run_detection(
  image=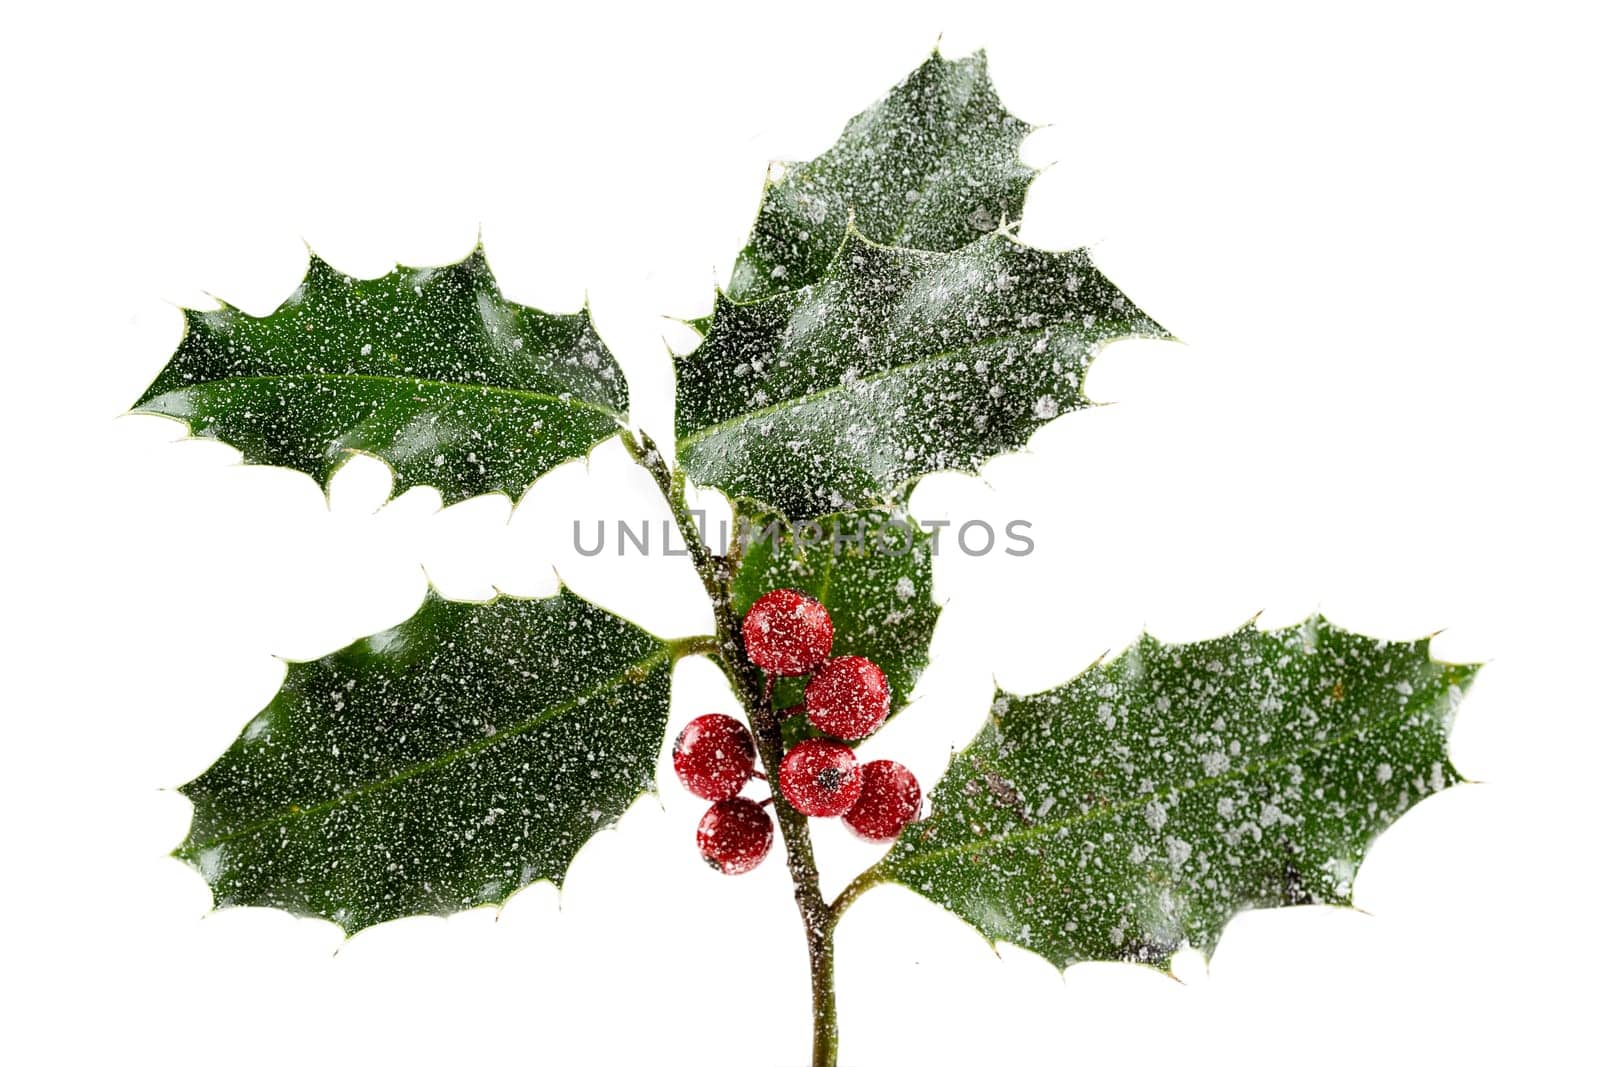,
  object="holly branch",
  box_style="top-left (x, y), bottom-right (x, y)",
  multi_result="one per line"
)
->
top-left (133, 50), bottom-right (1477, 1067)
